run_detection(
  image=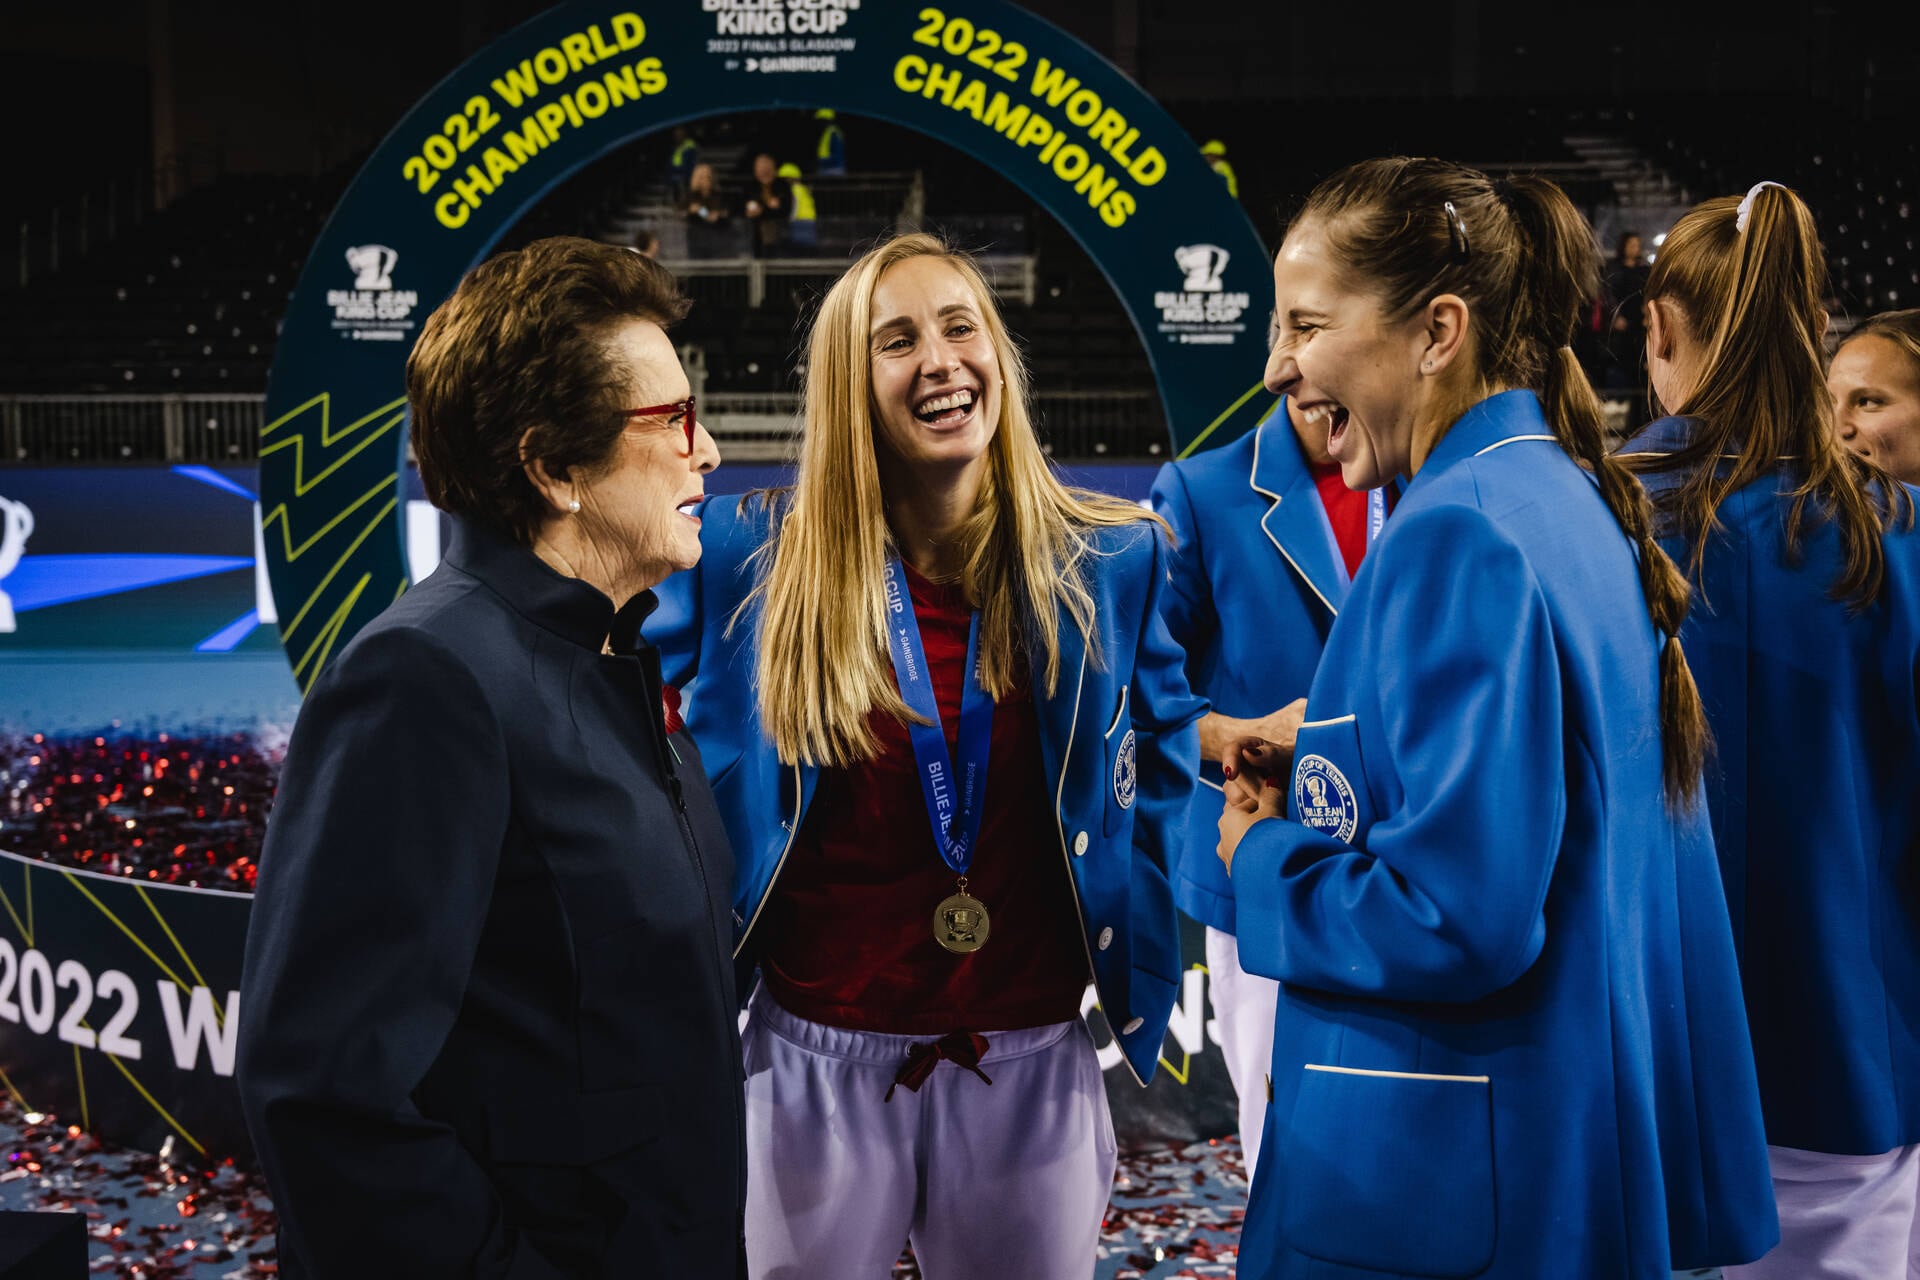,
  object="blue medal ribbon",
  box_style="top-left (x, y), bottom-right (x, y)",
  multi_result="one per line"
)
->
top-left (882, 556), bottom-right (994, 876)
top-left (1367, 487), bottom-right (1388, 544)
